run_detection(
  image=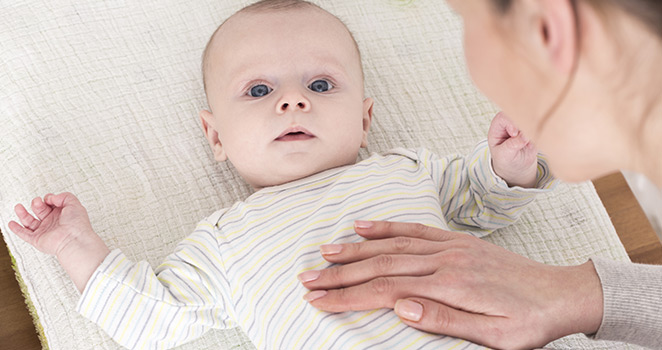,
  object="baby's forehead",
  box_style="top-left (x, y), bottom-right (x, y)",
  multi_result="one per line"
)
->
top-left (213, 6), bottom-right (347, 46)
top-left (203, 5), bottom-right (362, 90)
